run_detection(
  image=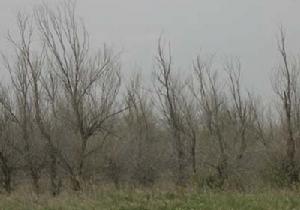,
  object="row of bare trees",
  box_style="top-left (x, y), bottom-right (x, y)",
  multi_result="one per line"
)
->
top-left (0, 1), bottom-right (299, 195)
top-left (0, 2), bottom-right (122, 194)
